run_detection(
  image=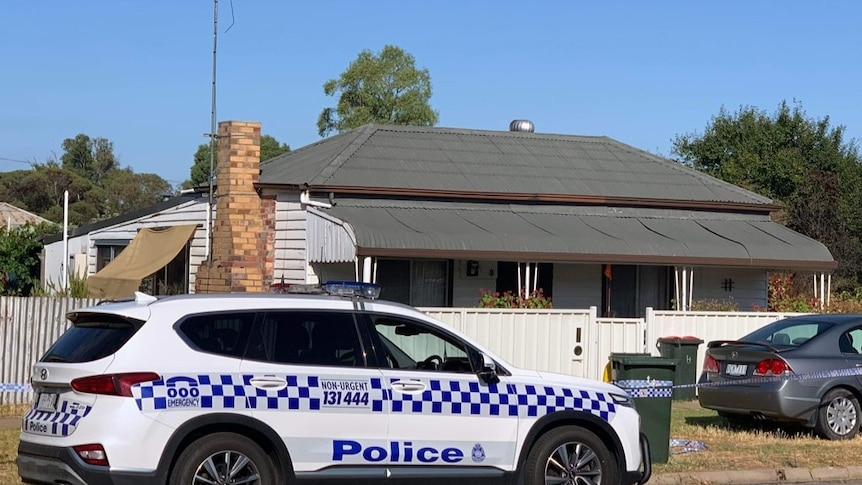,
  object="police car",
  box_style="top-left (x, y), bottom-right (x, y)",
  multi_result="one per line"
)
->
top-left (18, 282), bottom-right (651, 485)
